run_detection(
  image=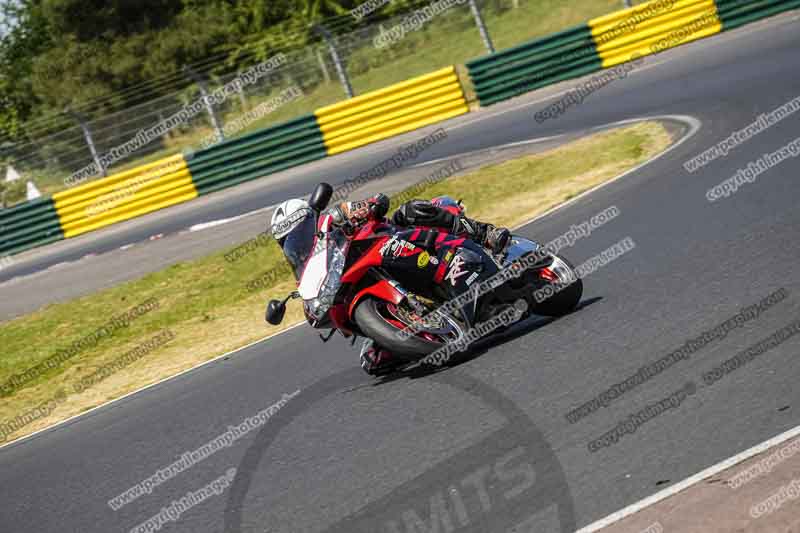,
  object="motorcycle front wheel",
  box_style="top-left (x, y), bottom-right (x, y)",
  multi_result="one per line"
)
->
top-left (353, 297), bottom-right (462, 359)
